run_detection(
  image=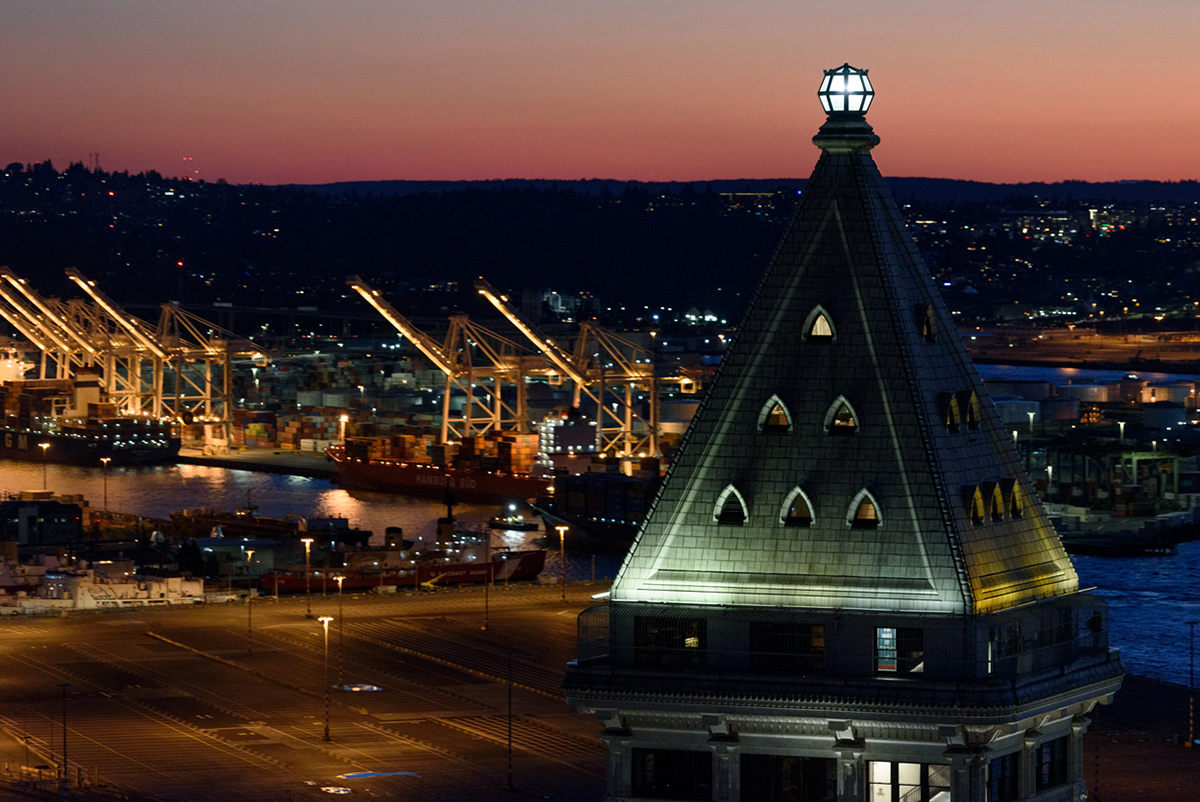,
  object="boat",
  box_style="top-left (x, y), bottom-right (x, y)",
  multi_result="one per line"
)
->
top-left (1, 366), bottom-right (180, 465)
top-left (0, 418), bottom-right (180, 465)
top-left (258, 549), bottom-right (546, 592)
top-left (326, 443), bottom-right (550, 503)
top-left (488, 504), bottom-right (539, 531)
